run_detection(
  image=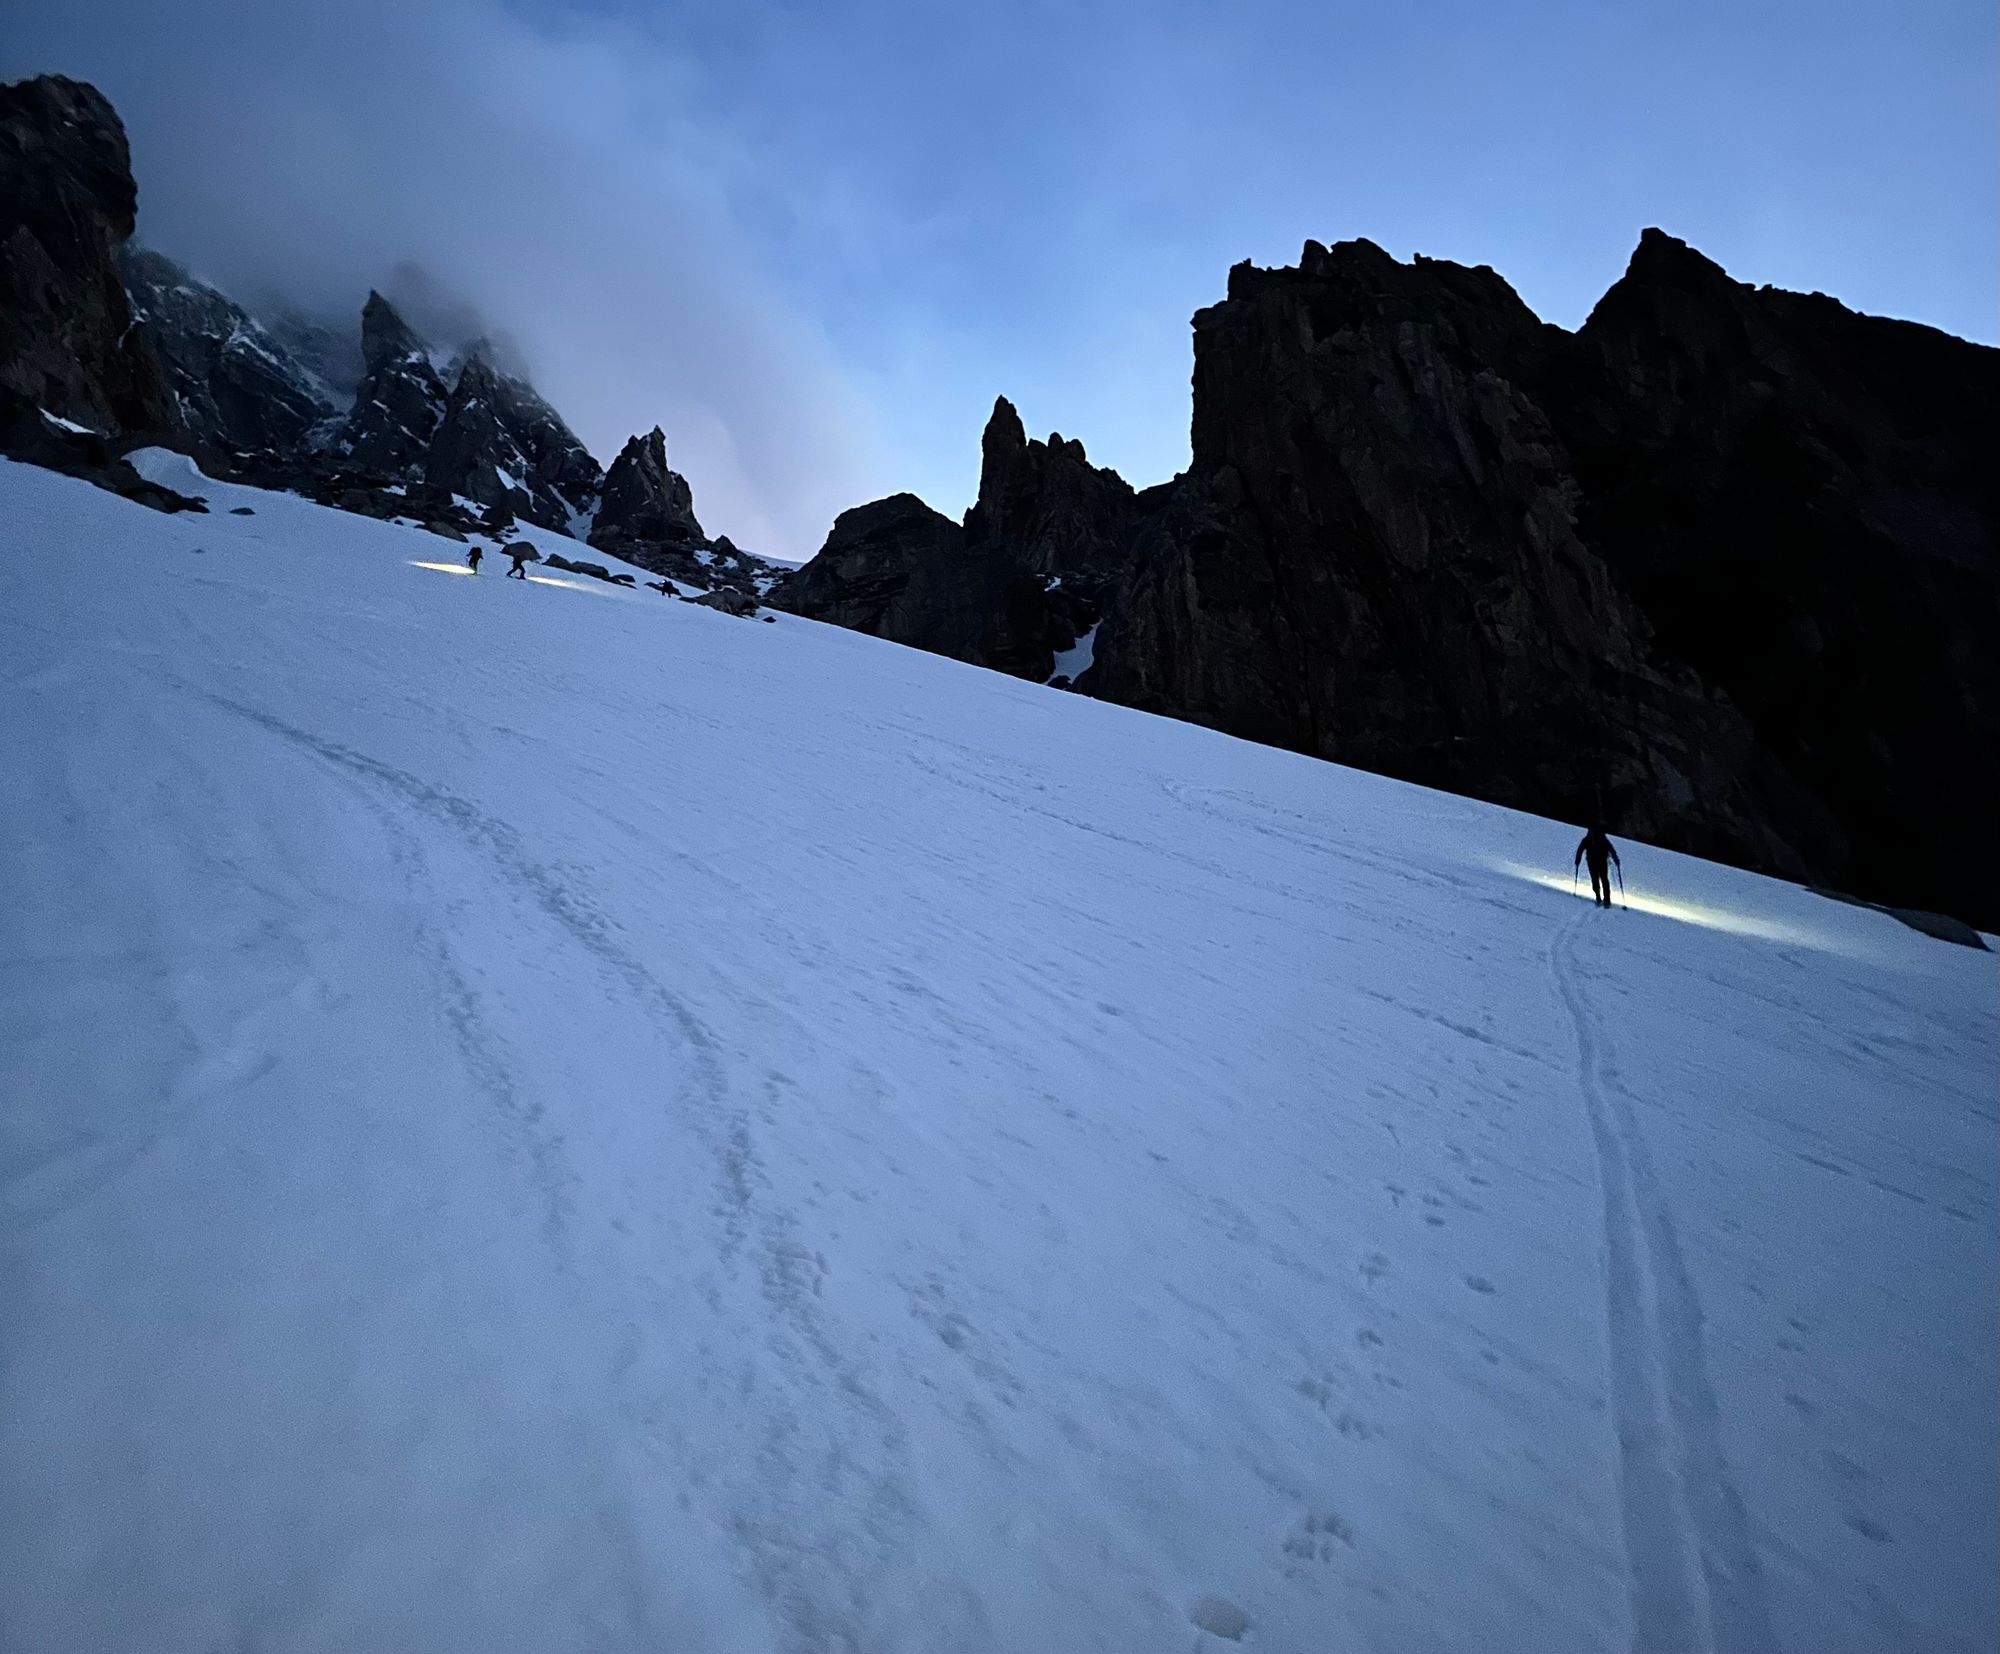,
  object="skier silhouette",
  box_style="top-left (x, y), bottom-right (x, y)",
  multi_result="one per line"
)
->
top-left (1574, 823), bottom-right (1622, 908)
top-left (506, 546), bottom-right (532, 580)
top-left (467, 544), bottom-right (483, 574)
